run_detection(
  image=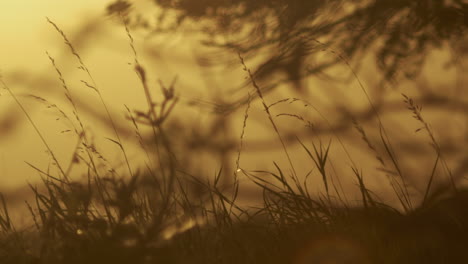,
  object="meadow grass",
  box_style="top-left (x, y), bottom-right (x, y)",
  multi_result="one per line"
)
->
top-left (0, 16), bottom-right (467, 264)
